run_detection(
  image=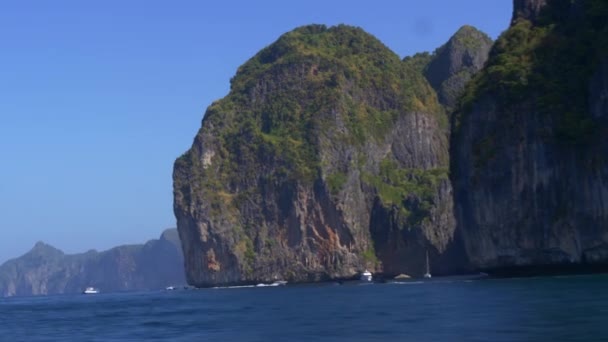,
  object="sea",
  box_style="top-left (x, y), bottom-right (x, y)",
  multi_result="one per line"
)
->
top-left (2, 275), bottom-right (608, 341)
